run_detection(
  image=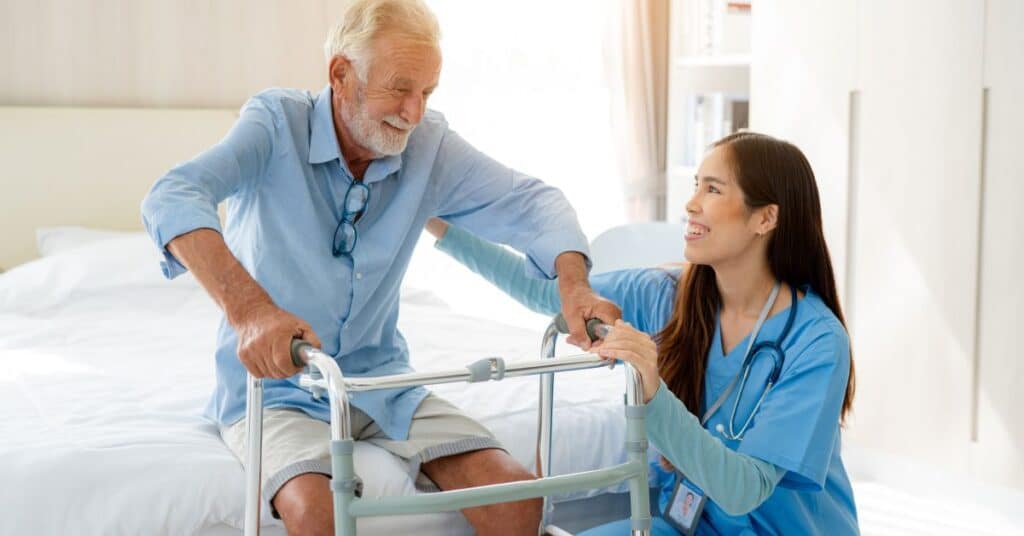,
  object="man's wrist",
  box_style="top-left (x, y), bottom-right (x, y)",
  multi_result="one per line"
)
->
top-left (222, 271), bottom-right (275, 327)
top-left (554, 251), bottom-right (590, 285)
top-left (226, 295), bottom-right (272, 327)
